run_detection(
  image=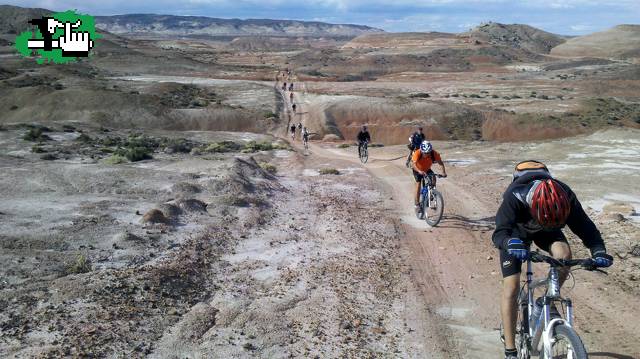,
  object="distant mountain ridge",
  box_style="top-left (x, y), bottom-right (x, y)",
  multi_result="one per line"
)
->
top-left (95, 14), bottom-right (383, 37)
